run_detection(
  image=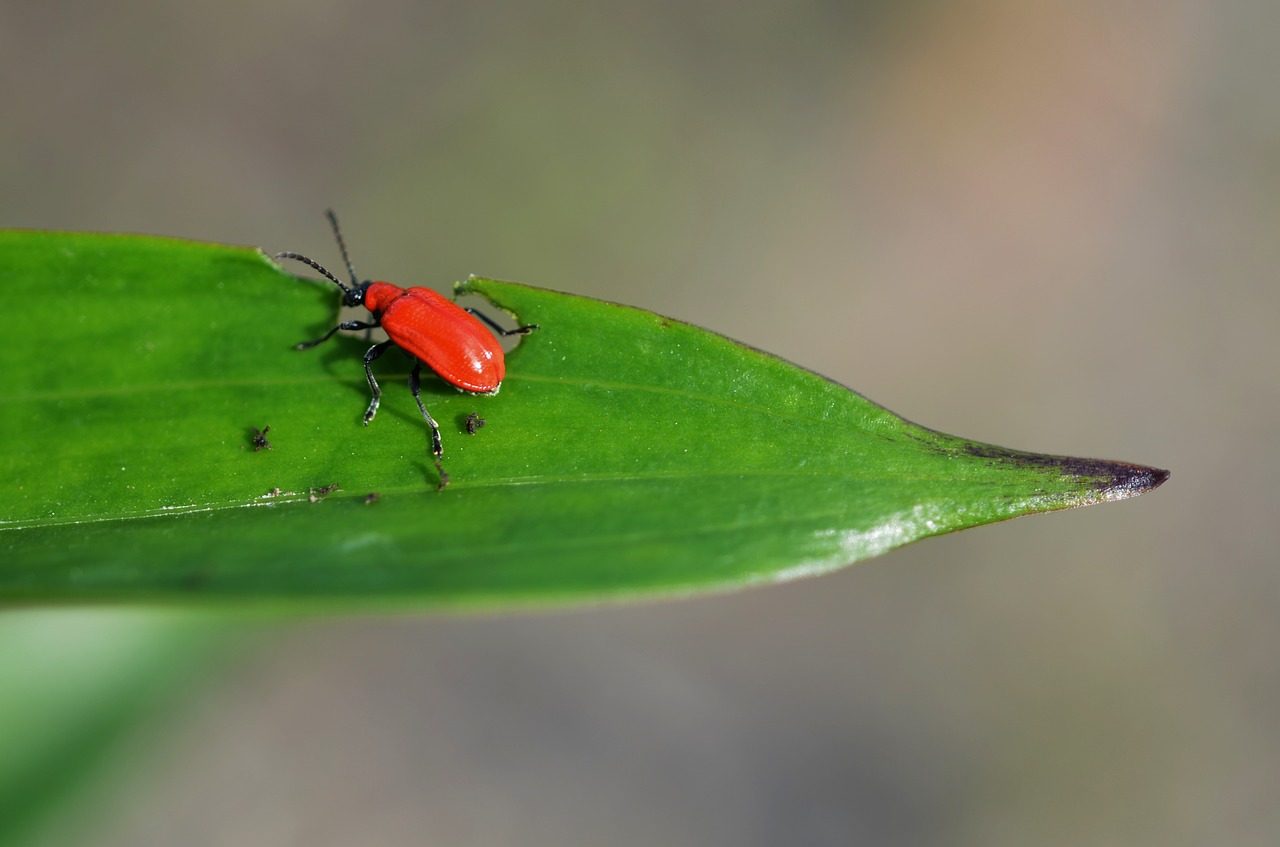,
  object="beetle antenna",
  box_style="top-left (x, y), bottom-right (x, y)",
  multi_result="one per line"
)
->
top-left (274, 250), bottom-right (354, 296)
top-left (324, 209), bottom-right (361, 288)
